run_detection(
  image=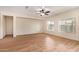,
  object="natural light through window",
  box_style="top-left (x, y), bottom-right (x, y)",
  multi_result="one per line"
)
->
top-left (47, 21), bottom-right (54, 31)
